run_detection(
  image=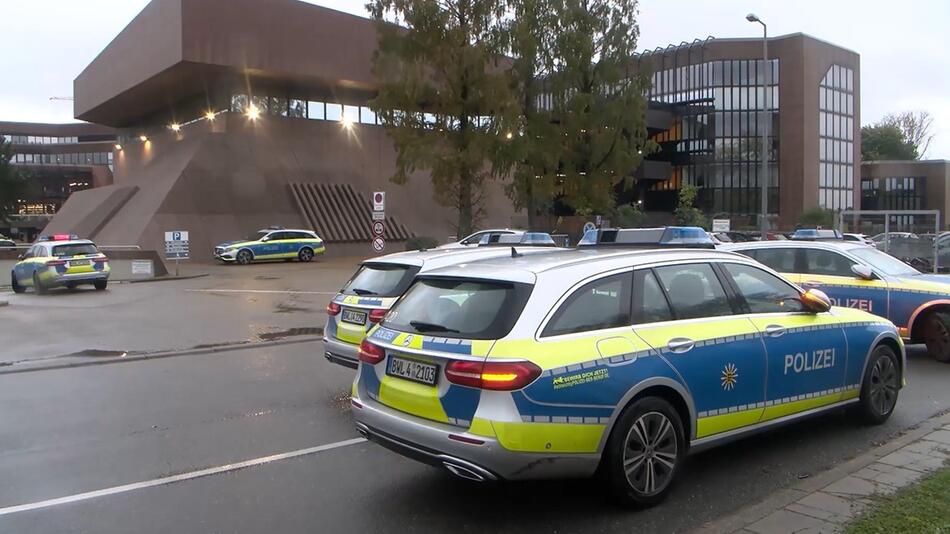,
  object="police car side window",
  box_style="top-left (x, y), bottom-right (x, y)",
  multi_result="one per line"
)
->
top-left (654, 263), bottom-right (733, 320)
top-left (751, 248), bottom-right (798, 272)
top-left (632, 270), bottom-right (673, 324)
top-left (803, 249), bottom-right (855, 277)
top-left (723, 263), bottom-right (804, 314)
top-left (543, 273), bottom-right (632, 336)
